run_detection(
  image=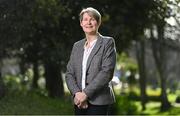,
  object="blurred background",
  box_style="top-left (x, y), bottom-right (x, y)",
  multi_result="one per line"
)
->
top-left (0, 0), bottom-right (180, 115)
